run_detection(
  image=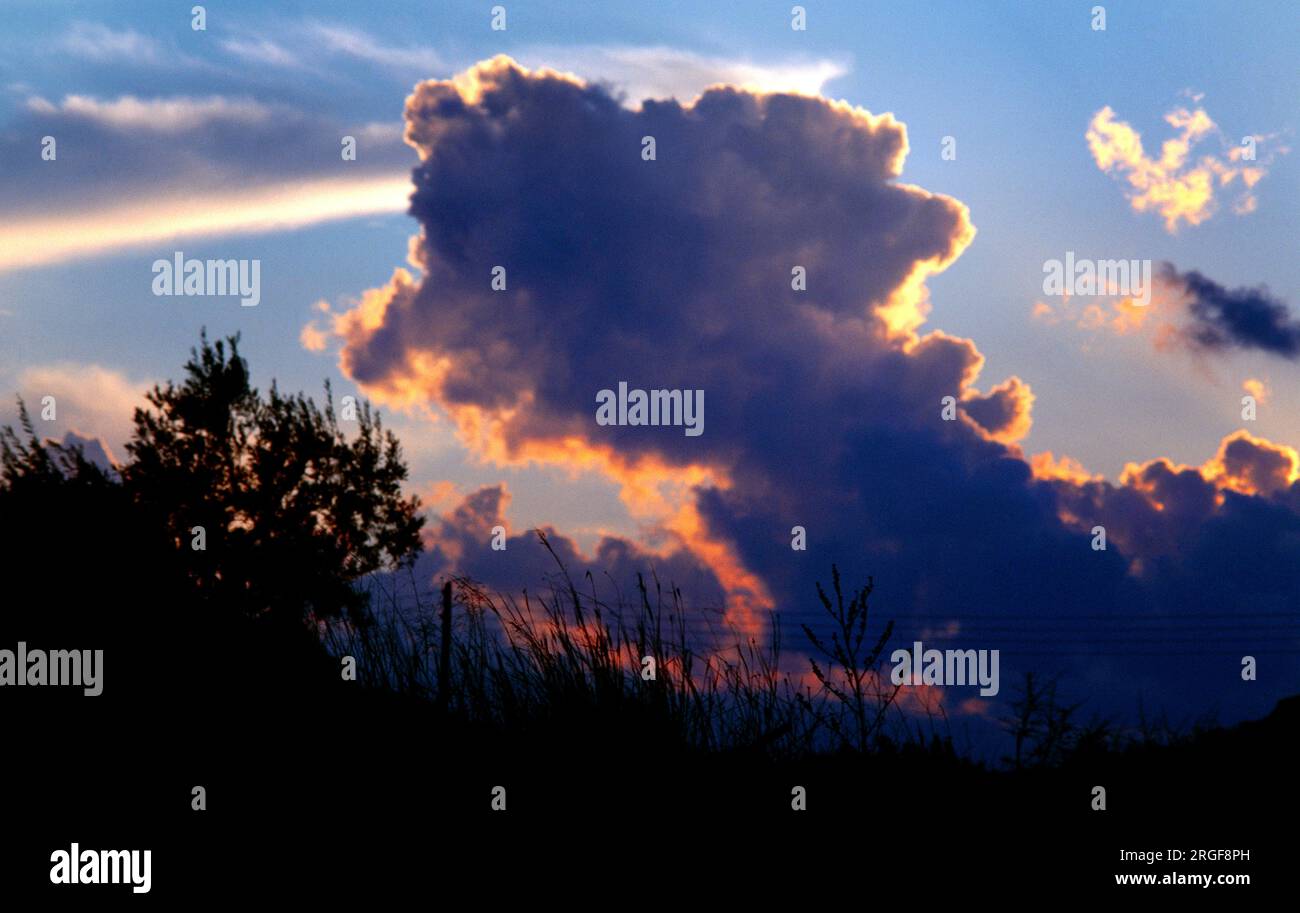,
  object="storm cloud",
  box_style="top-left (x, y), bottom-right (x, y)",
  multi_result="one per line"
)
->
top-left (317, 57), bottom-right (1300, 725)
